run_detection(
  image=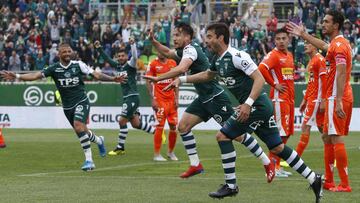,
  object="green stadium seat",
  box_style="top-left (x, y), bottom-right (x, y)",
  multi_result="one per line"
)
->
top-left (139, 55), bottom-right (149, 65)
top-left (149, 55), bottom-right (157, 63)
